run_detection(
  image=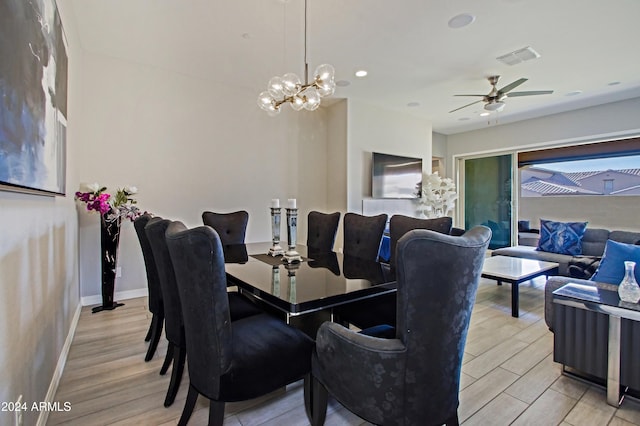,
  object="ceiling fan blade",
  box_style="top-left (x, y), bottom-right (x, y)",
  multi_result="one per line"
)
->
top-left (506, 90), bottom-right (554, 97)
top-left (454, 94), bottom-right (486, 97)
top-left (498, 78), bottom-right (528, 94)
top-left (449, 100), bottom-right (482, 113)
